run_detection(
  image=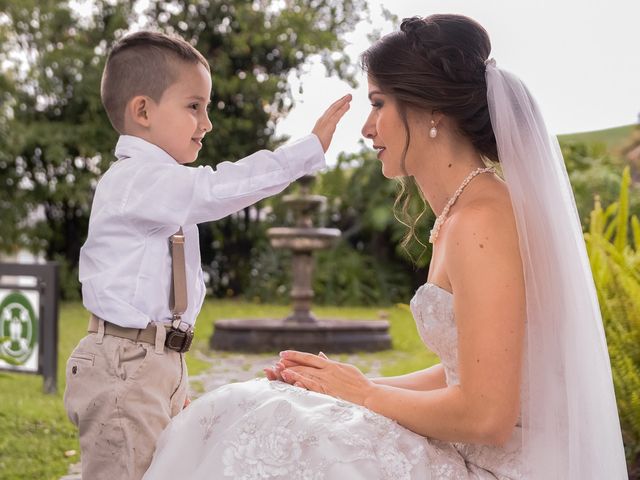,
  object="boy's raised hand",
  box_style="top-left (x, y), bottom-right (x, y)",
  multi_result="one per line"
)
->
top-left (312, 94), bottom-right (352, 152)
